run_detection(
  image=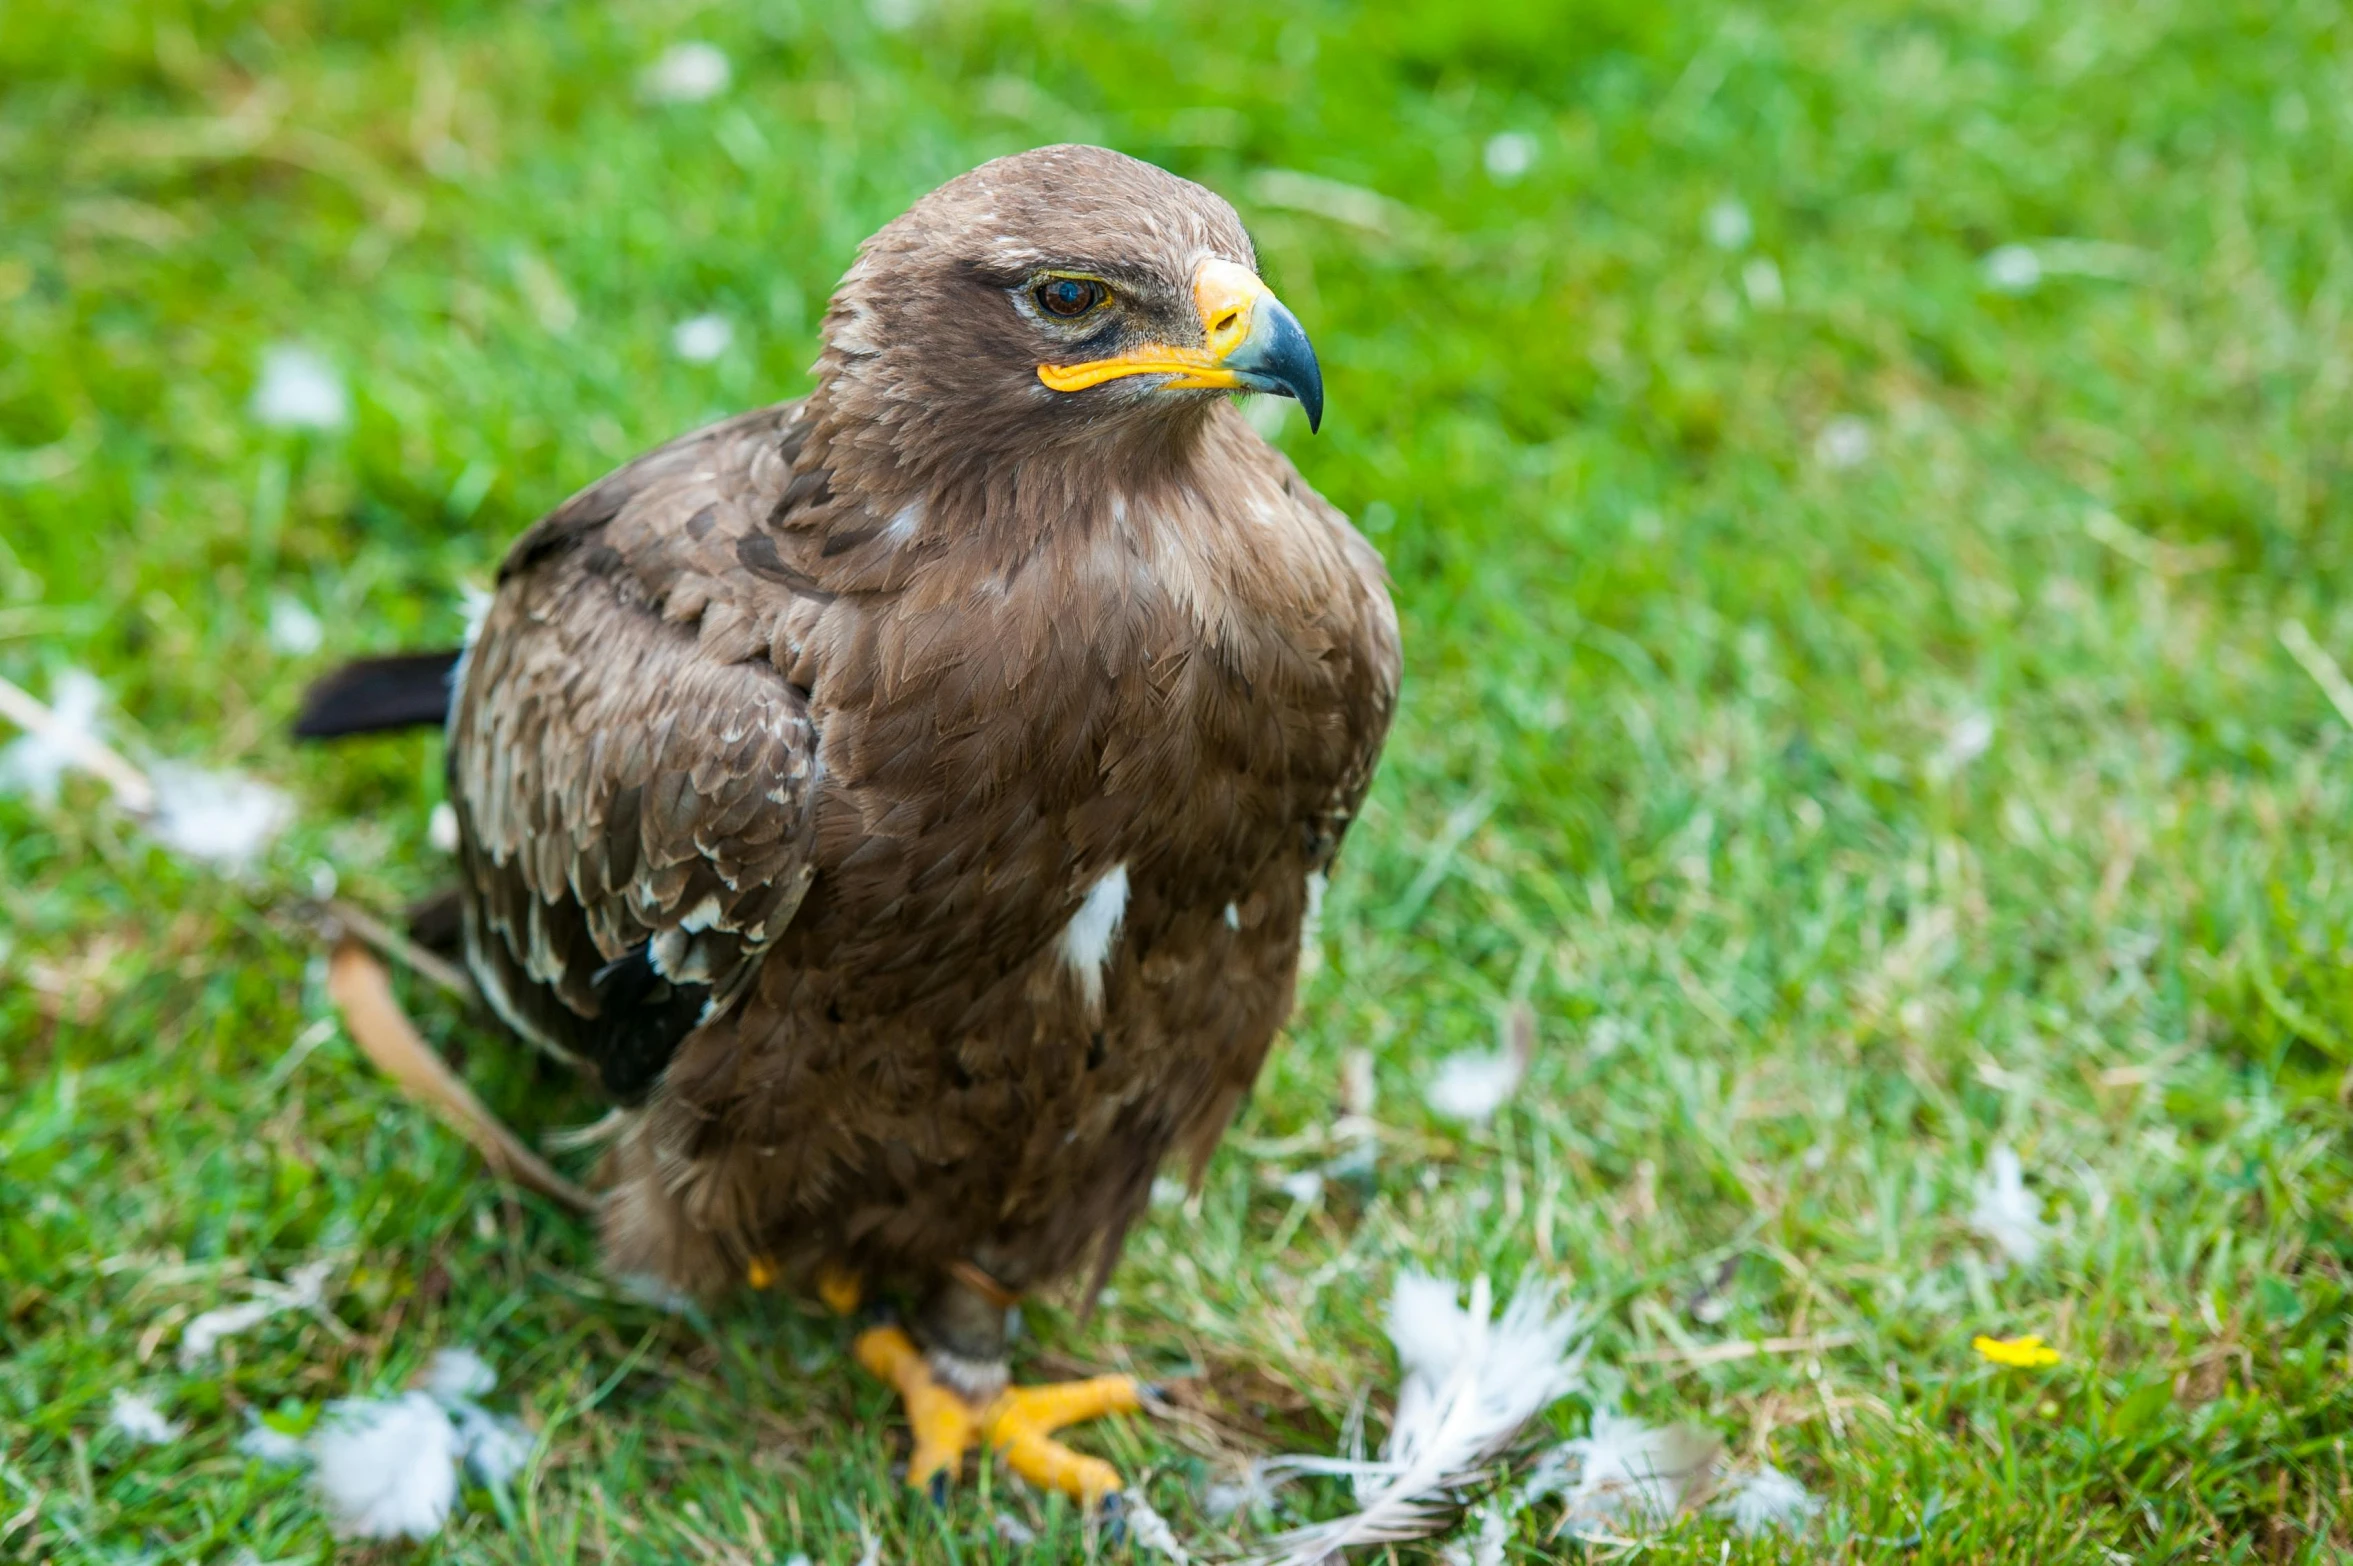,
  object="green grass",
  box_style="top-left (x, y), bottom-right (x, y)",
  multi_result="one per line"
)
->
top-left (7, 0), bottom-right (2353, 1560)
